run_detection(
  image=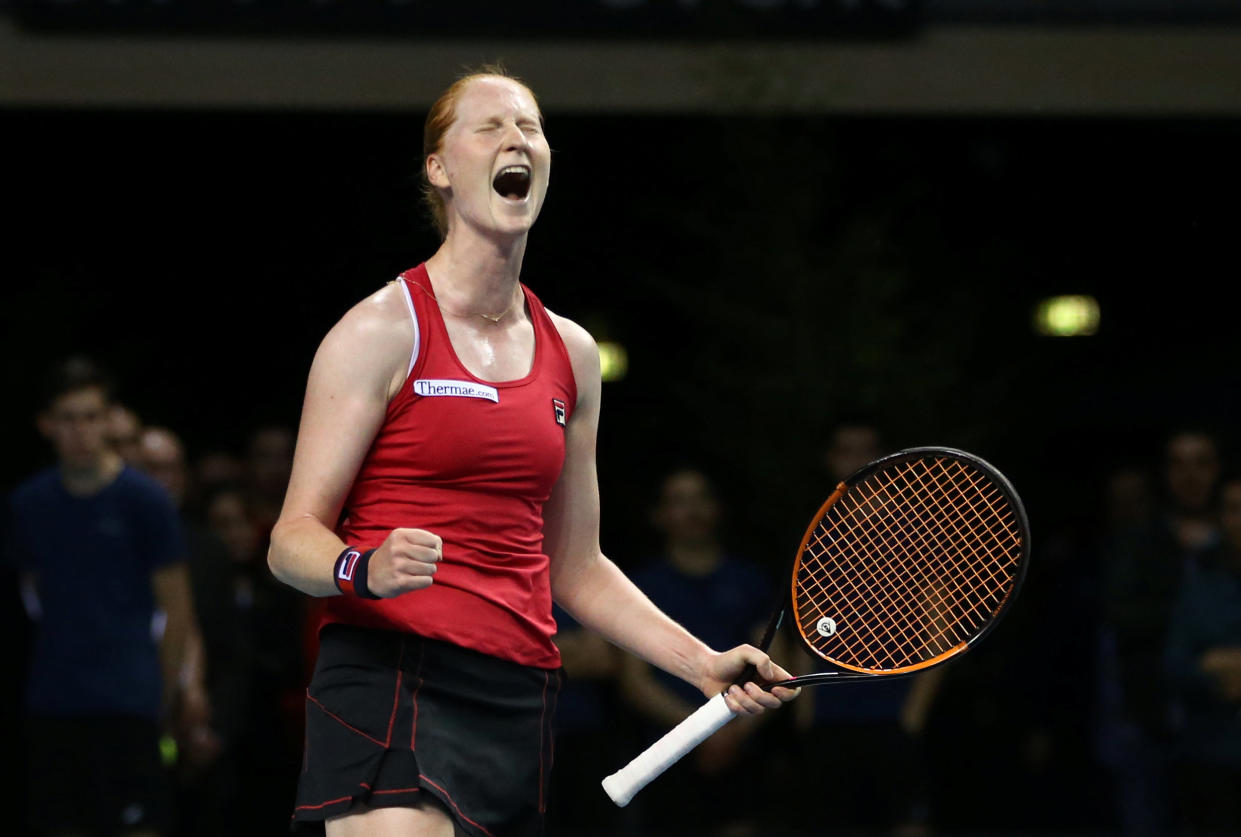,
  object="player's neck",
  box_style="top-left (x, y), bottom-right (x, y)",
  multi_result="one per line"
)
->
top-left (59, 450), bottom-right (124, 497)
top-left (427, 226), bottom-right (527, 314)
